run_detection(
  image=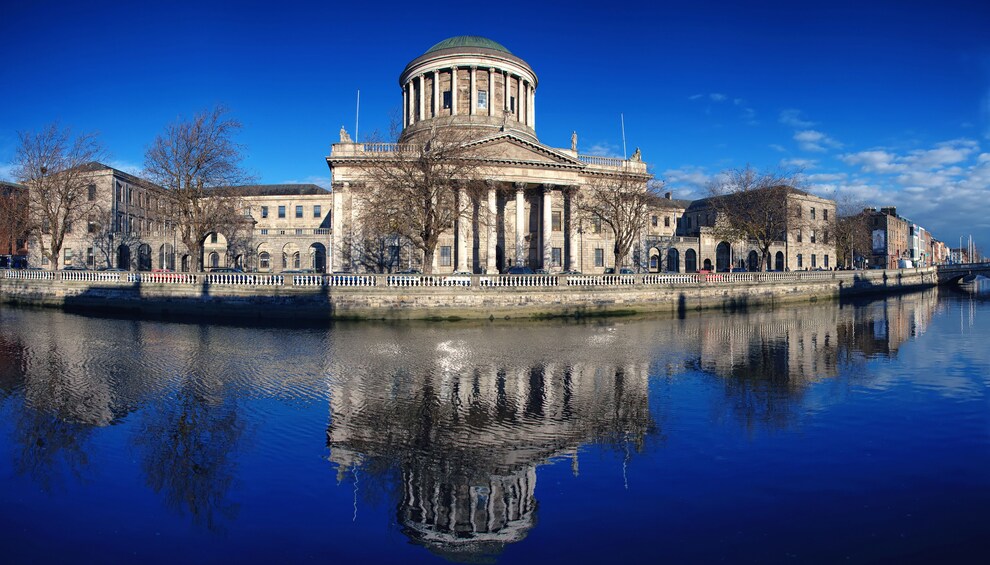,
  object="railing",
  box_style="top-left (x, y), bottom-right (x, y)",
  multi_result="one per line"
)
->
top-left (1, 267), bottom-right (939, 290)
top-left (361, 142), bottom-right (418, 153)
top-left (577, 154), bottom-right (625, 167)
